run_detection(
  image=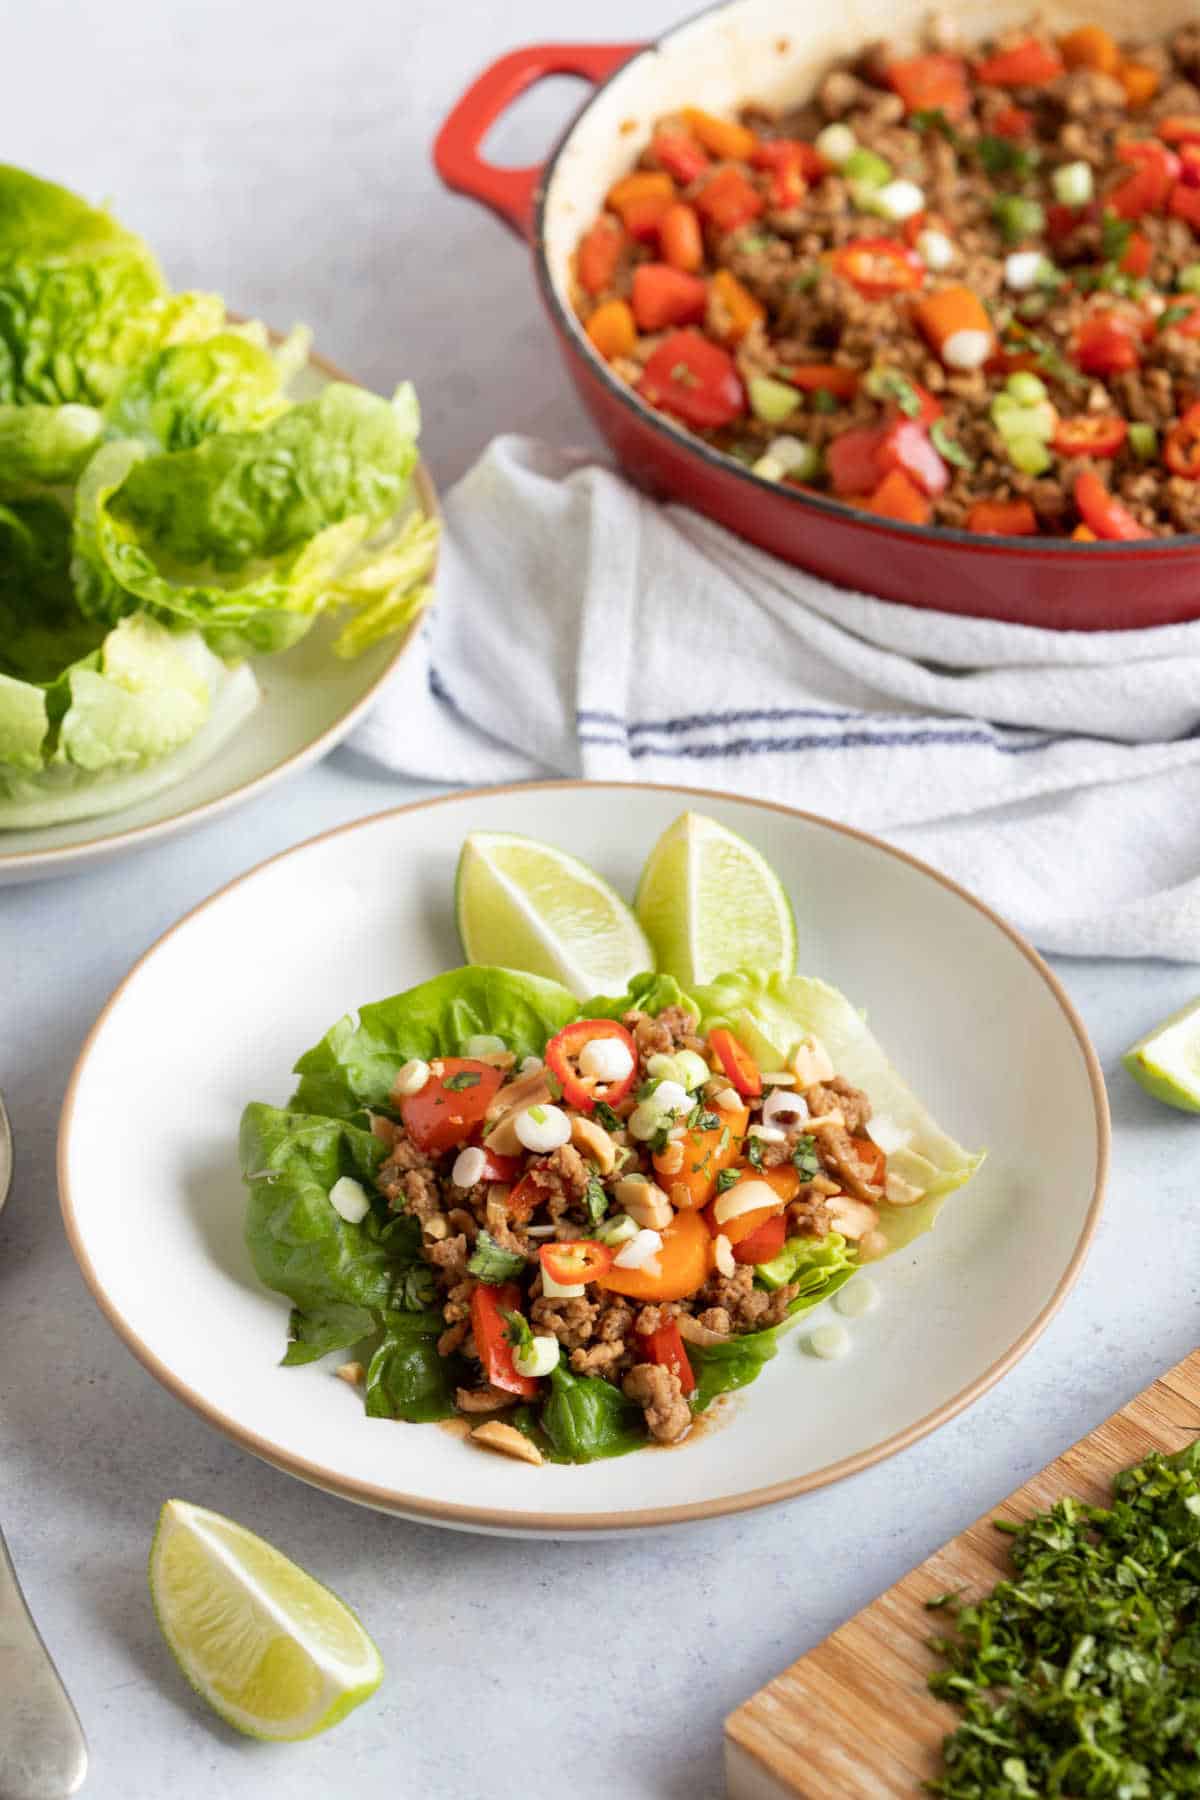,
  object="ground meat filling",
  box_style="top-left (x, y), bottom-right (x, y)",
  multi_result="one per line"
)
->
top-left (369, 1012), bottom-right (894, 1453)
top-left (570, 21), bottom-right (1200, 538)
